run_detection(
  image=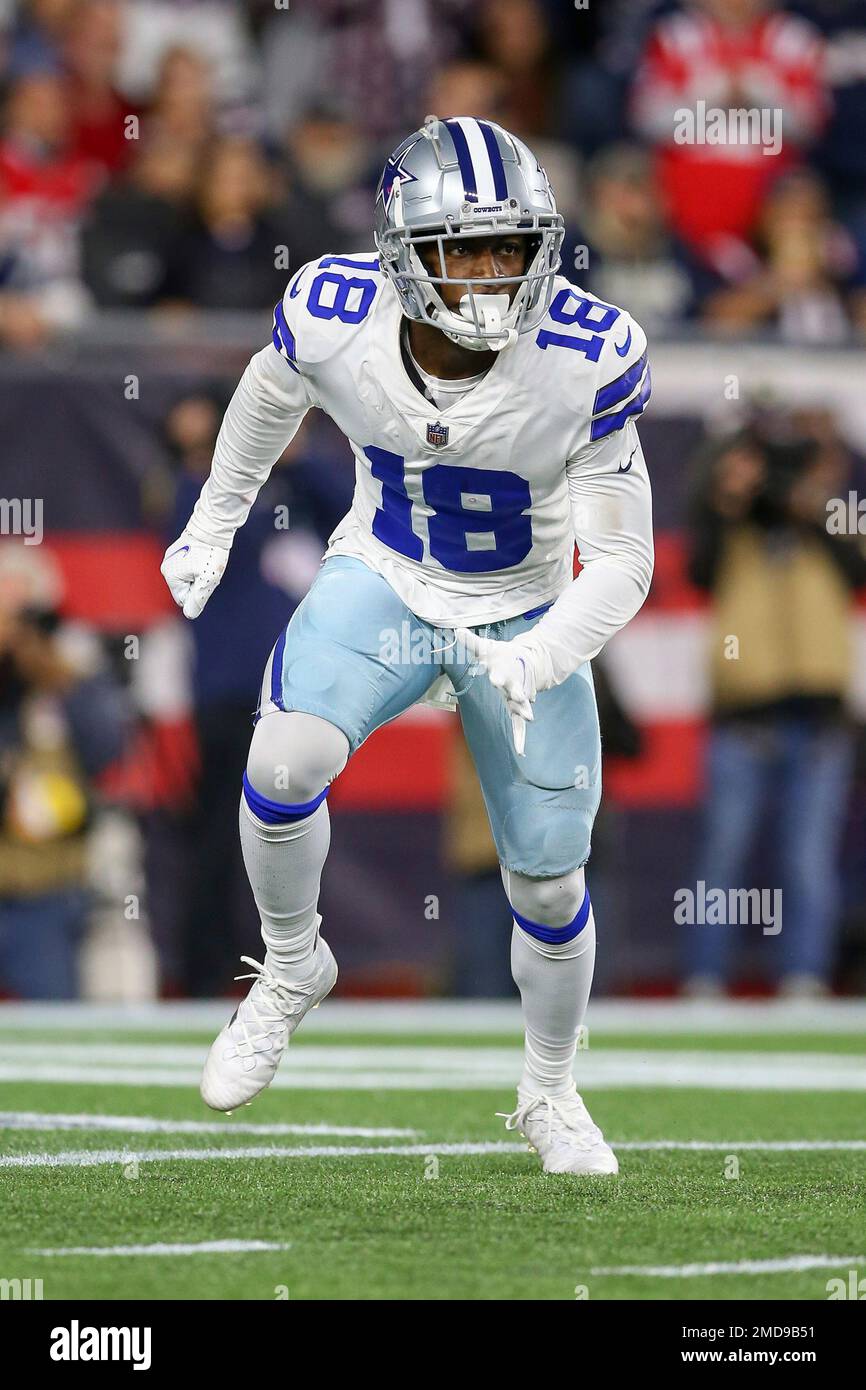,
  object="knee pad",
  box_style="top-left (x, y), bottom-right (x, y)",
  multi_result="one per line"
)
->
top-left (245, 710), bottom-right (350, 816)
top-left (502, 865), bottom-right (589, 943)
